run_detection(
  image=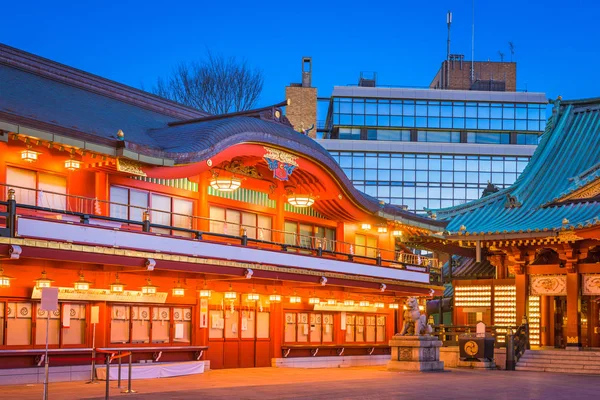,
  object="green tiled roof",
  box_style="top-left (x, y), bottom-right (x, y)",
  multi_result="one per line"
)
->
top-left (437, 98), bottom-right (600, 235)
